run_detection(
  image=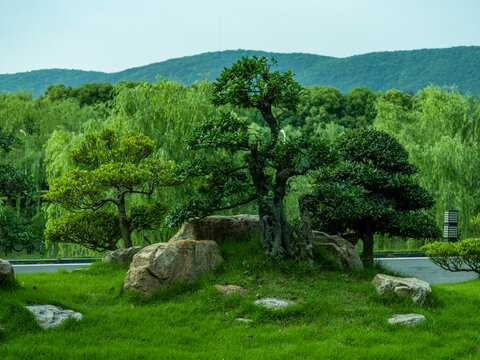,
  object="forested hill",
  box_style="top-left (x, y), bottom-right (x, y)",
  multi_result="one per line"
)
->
top-left (1, 46), bottom-right (479, 94)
